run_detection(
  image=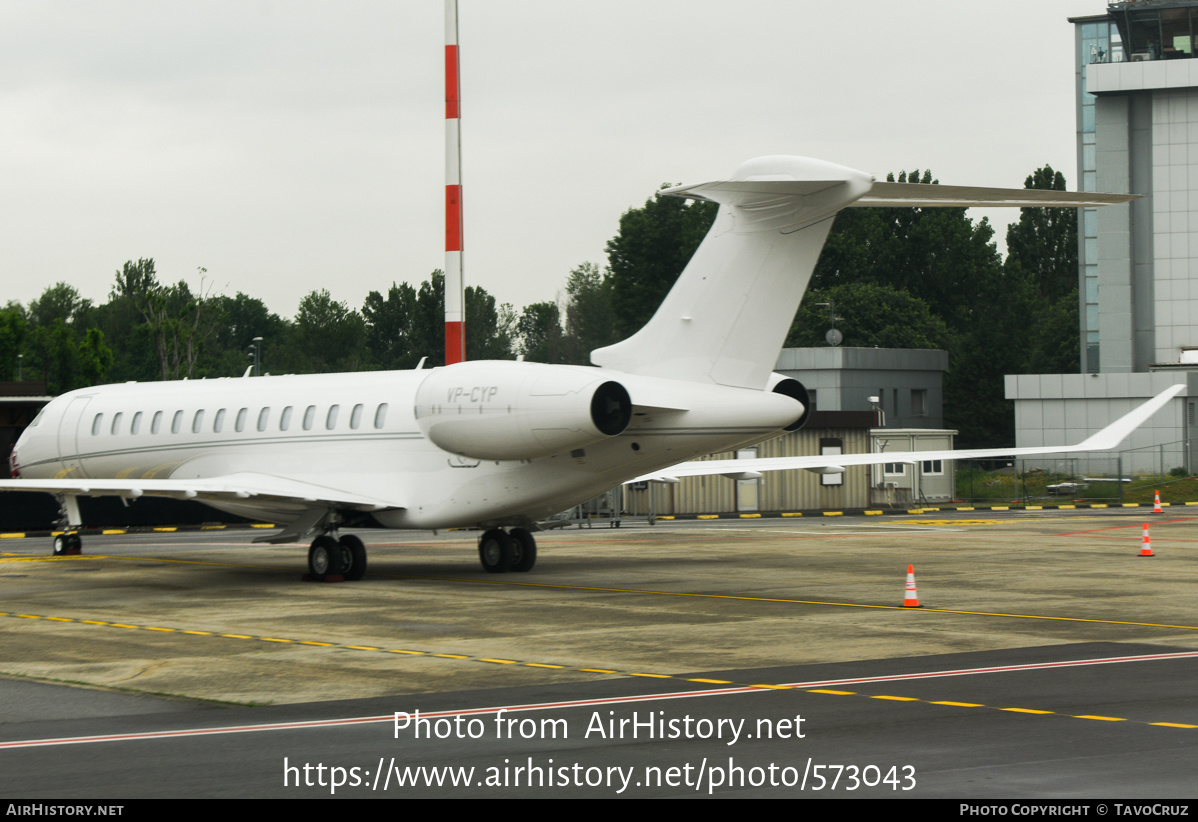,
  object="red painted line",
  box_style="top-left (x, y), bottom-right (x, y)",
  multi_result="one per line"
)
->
top-left (3, 651), bottom-right (1195, 750)
top-left (1054, 517), bottom-right (1192, 537)
top-left (444, 45), bottom-right (459, 118)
